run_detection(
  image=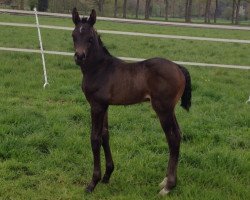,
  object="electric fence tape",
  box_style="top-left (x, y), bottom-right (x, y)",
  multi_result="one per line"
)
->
top-left (34, 7), bottom-right (49, 88)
